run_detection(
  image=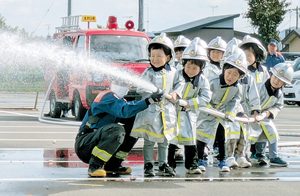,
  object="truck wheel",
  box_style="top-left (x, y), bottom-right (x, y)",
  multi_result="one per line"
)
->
top-left (73, 91), bottom-right (86, 121)
top-left (296, 102), bottom-right (300, 106)
top-left (285, 101), bottom-right (296, 105)
top-left (49, 92), bottom-right (62, 118)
